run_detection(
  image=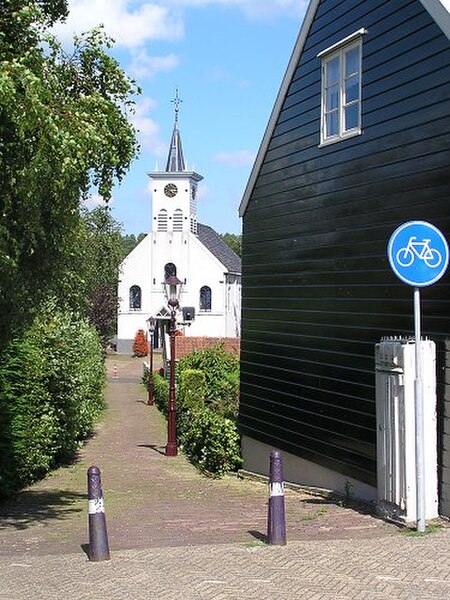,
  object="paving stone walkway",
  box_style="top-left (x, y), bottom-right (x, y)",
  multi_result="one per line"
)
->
top-left (1, 354), bottom-right (449, 598)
